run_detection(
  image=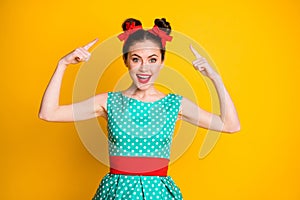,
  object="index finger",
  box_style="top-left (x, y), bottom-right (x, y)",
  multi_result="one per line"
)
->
top-left (83, 38), bottom-right (99, 50)
top-left (190, 44), bottom-right (202, 59)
